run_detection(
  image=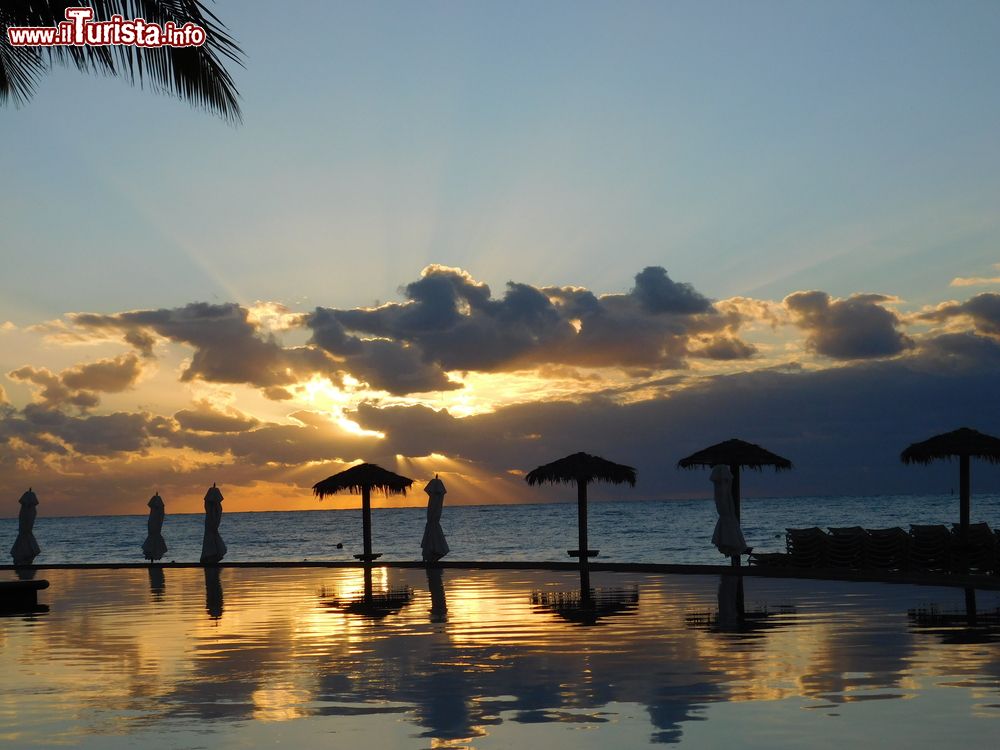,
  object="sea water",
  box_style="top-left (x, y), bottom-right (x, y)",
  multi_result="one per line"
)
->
top-left (2, 494), bottom-right (998, 565)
